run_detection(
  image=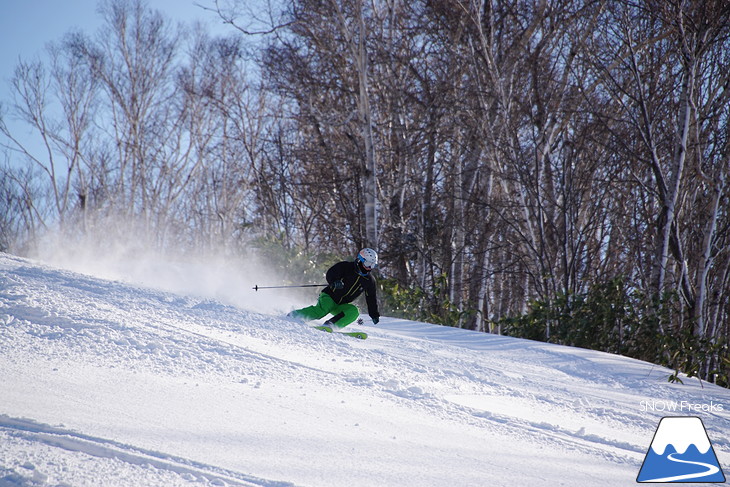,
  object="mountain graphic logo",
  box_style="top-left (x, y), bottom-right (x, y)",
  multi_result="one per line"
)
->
top-left (637, 416), bottom-right (725, 483)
